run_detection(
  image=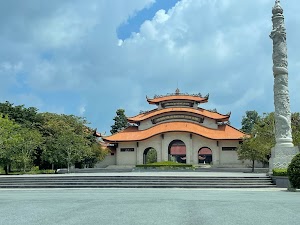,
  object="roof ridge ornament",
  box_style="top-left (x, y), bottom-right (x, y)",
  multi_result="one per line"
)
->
top-left (151, 92), bottom-right (207, 99)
